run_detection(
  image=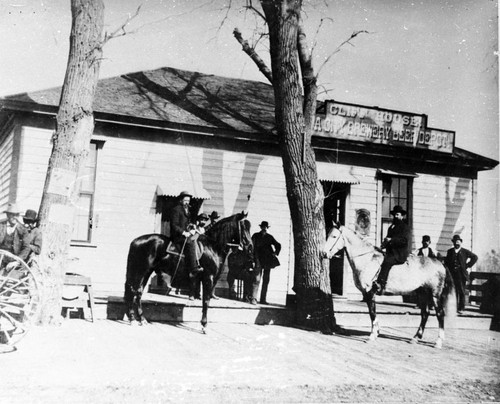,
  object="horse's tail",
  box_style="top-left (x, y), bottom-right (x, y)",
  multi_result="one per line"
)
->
top-left (442, 265), bottom-right (457, 319)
